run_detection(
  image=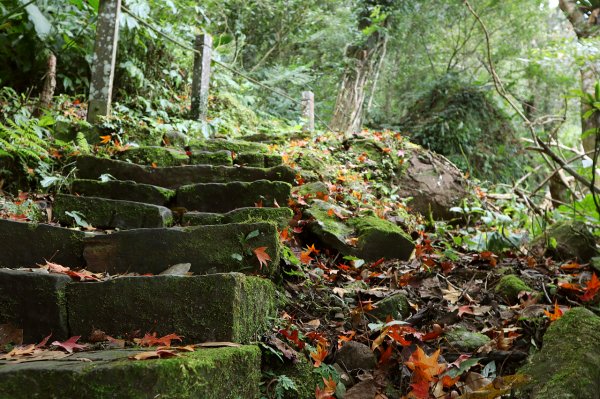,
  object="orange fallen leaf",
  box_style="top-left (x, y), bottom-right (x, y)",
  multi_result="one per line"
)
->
top-left (543, 301), bottom-right (564, 322)
top-left (580, 273), bottom-right (600, 302)
top-left (310, 343), bottom-right (328, 367)
top-left (99, 135), bottom-right (111, 144)
top-left (253, 247), bottom-right (271, 270)
top-left (129, 349), bottom-right (180, 361)
top-left (315, 376), bottom-right (336, 399)
top-left (406, 347), bottom-right (446, 383)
